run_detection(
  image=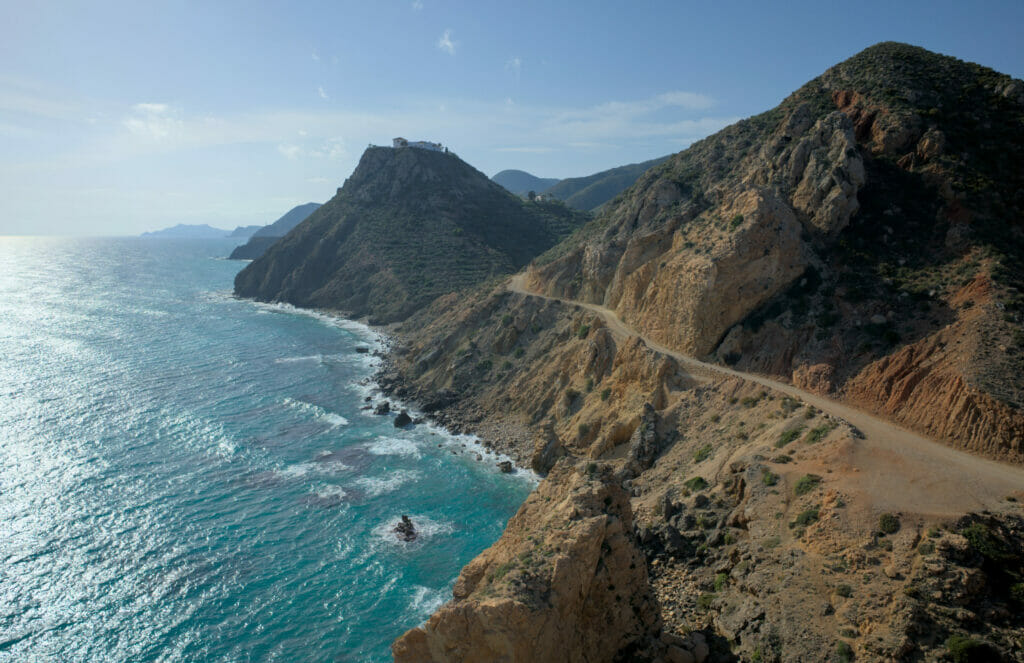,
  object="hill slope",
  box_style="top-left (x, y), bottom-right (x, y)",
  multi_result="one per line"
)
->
top-left (491, 169), bottom-right (560, 196)
top-left (234, 147), bottom-right (589, 323)
top-left (229, 203), bottom-right (321, 260)
top-left (541, 155), bottom-right (670, 211)
top-left (527, 41), bottom-right (1024, 461)
top-left (141, 224), bottom-right (230, 238)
